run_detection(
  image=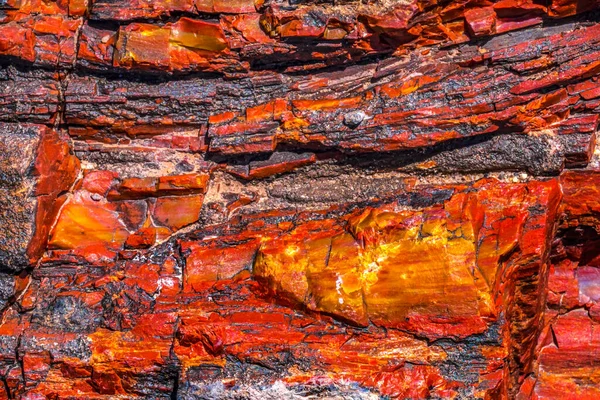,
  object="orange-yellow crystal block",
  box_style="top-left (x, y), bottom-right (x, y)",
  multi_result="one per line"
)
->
top-left (255, 179), bottom-right (560, 338)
